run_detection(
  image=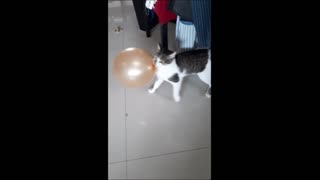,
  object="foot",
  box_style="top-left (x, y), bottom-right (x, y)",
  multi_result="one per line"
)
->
top-left (148, 88), bottom-right (155, 94)
top-left (205, 87), bottom-right (211, 98)
top-left (174, 95), bottom-right (181, 102)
